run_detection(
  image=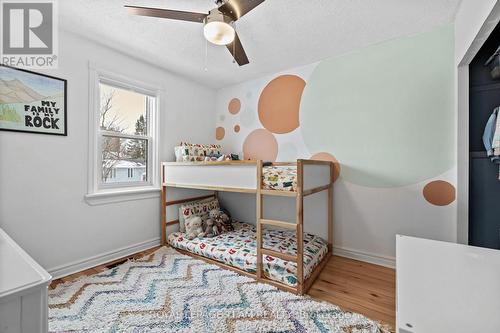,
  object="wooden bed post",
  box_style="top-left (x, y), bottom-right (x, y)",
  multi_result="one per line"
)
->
top-left (256, 160), bottom-right (263, 280)
top-left (161, 162), bottom-right (167, 246)
top-left (296, 160), bottom-right (304, 294)
top-left (328, 162), bottom-right (334, 252)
